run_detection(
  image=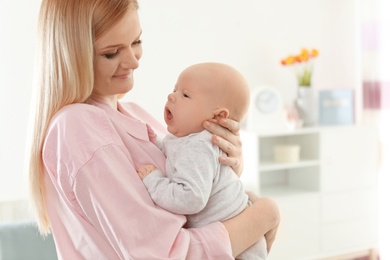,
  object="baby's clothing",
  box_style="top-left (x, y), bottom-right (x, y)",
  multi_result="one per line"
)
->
top-left (143, 130), bottom-right (267, 259)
